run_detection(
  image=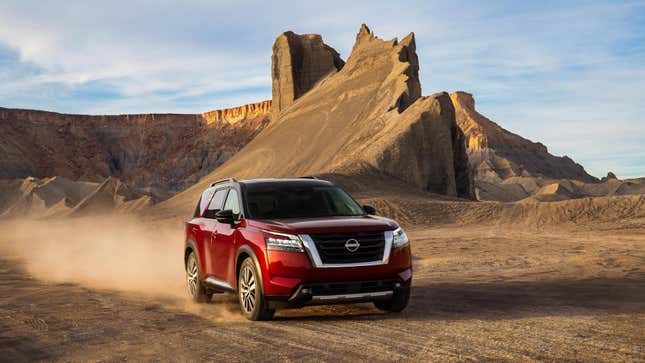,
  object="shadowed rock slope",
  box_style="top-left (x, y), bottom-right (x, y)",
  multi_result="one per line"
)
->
top-left (156, 25), bottom-right (473, 219)
top-left (272, 32), bottom-right (344, 118)
top-left (0, 101), bottom-right (270, 200)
